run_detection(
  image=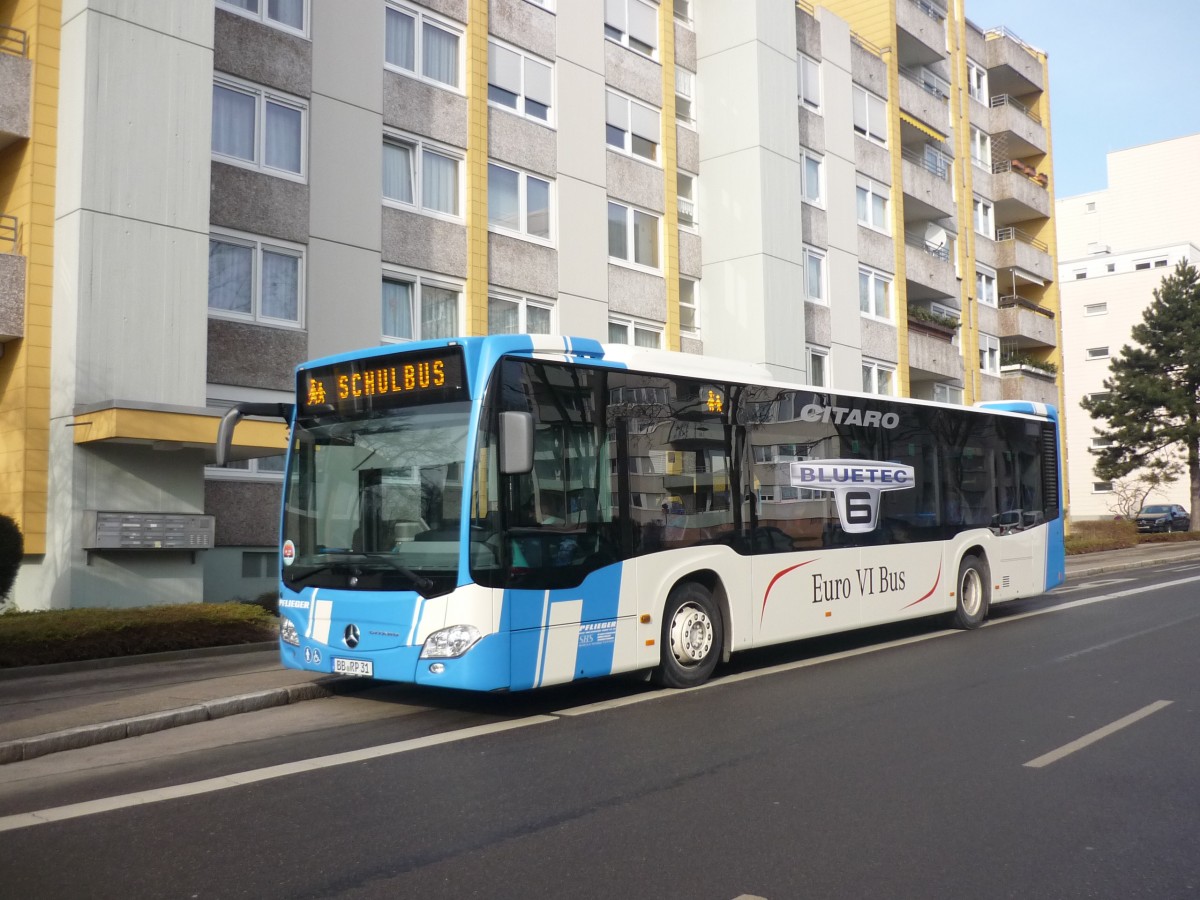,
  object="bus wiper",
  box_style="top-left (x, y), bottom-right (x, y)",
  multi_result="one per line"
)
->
top-left (360, 553), bottom-right (436, 595)
top-left (288, 550), bottom-right (434, 596)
